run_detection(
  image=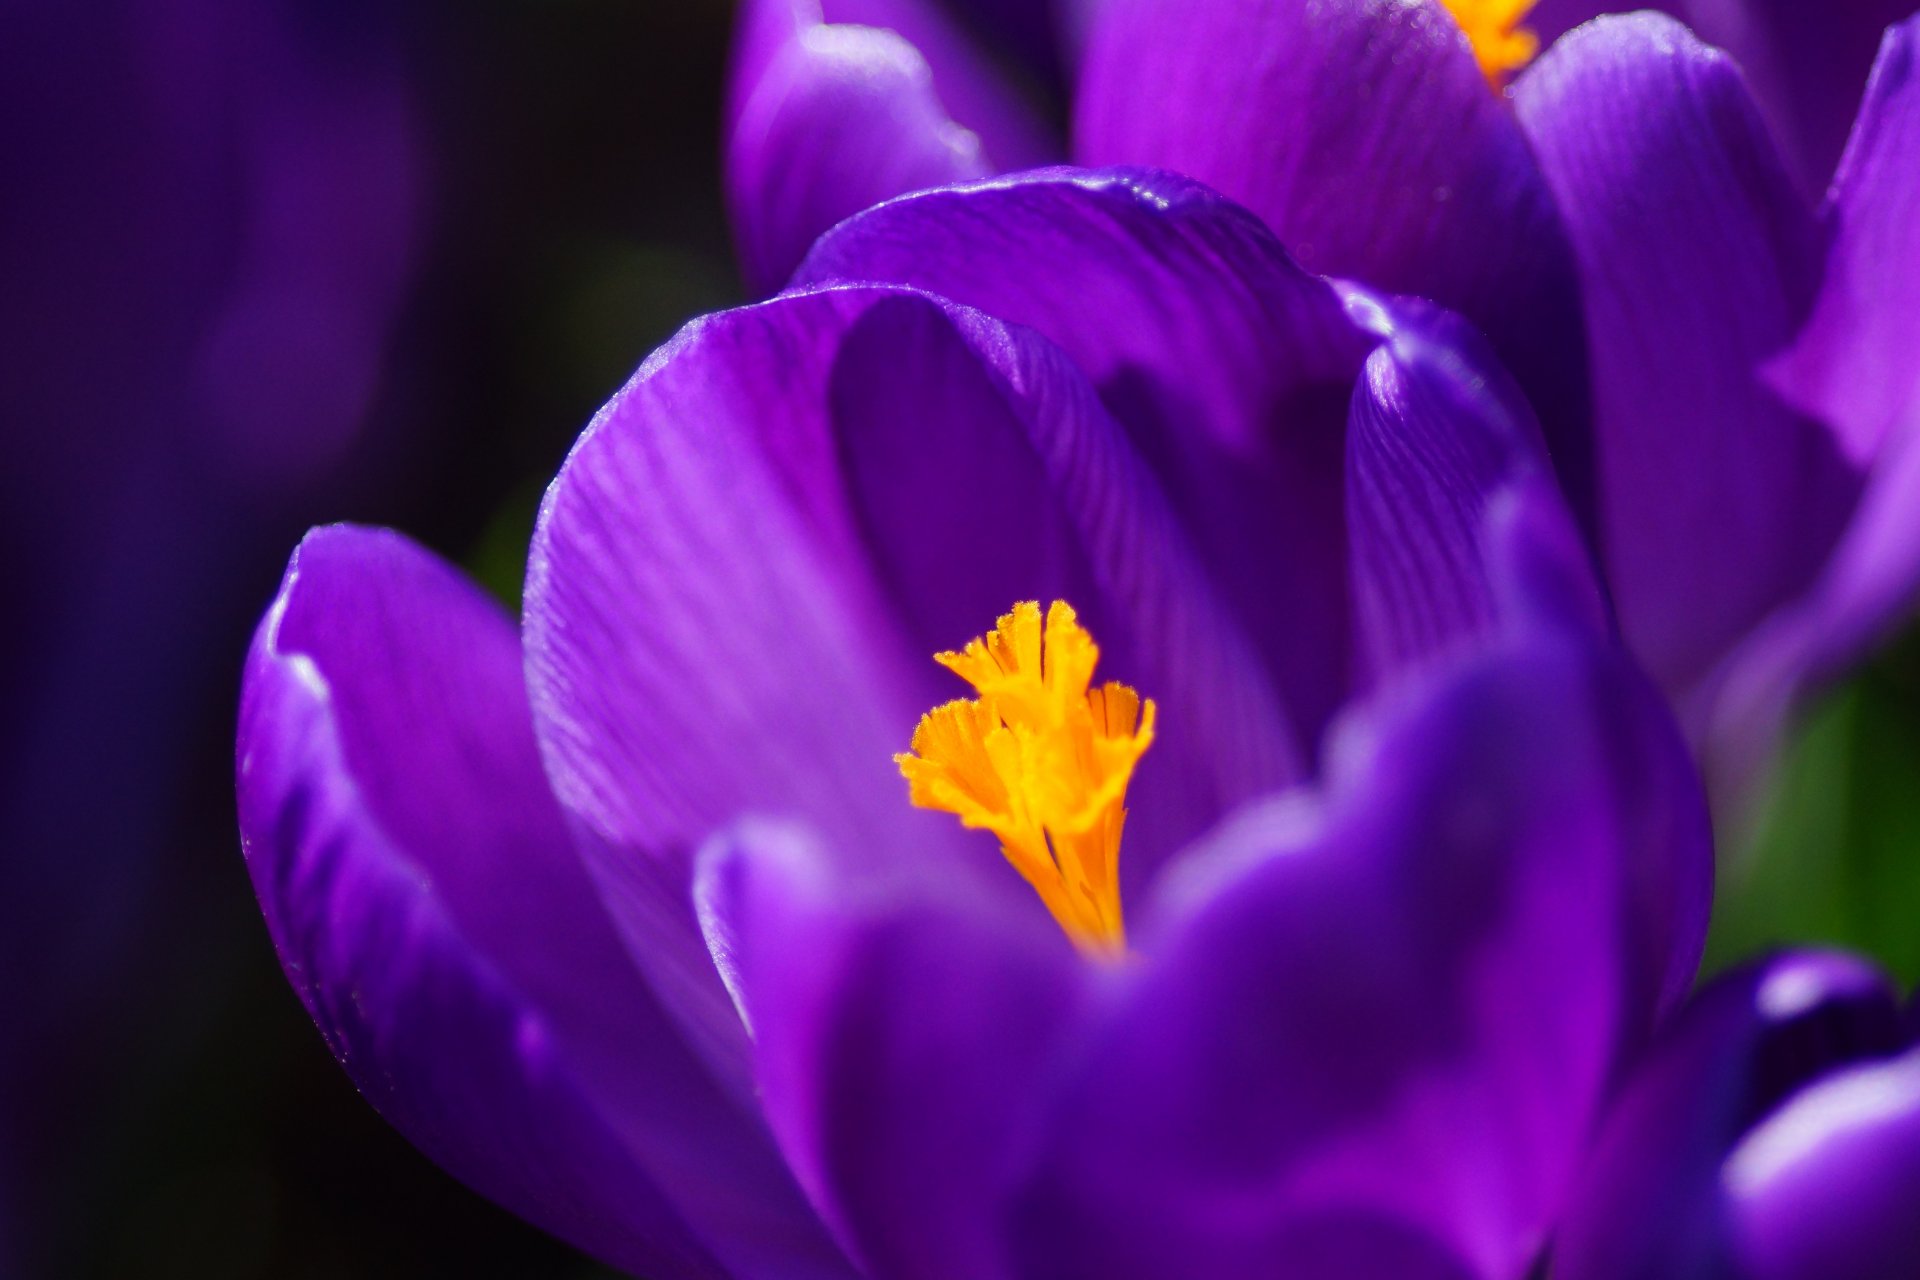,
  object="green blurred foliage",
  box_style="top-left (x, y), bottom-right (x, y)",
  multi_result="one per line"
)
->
top-left (1706, 627), bottom-right (1920, 988)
